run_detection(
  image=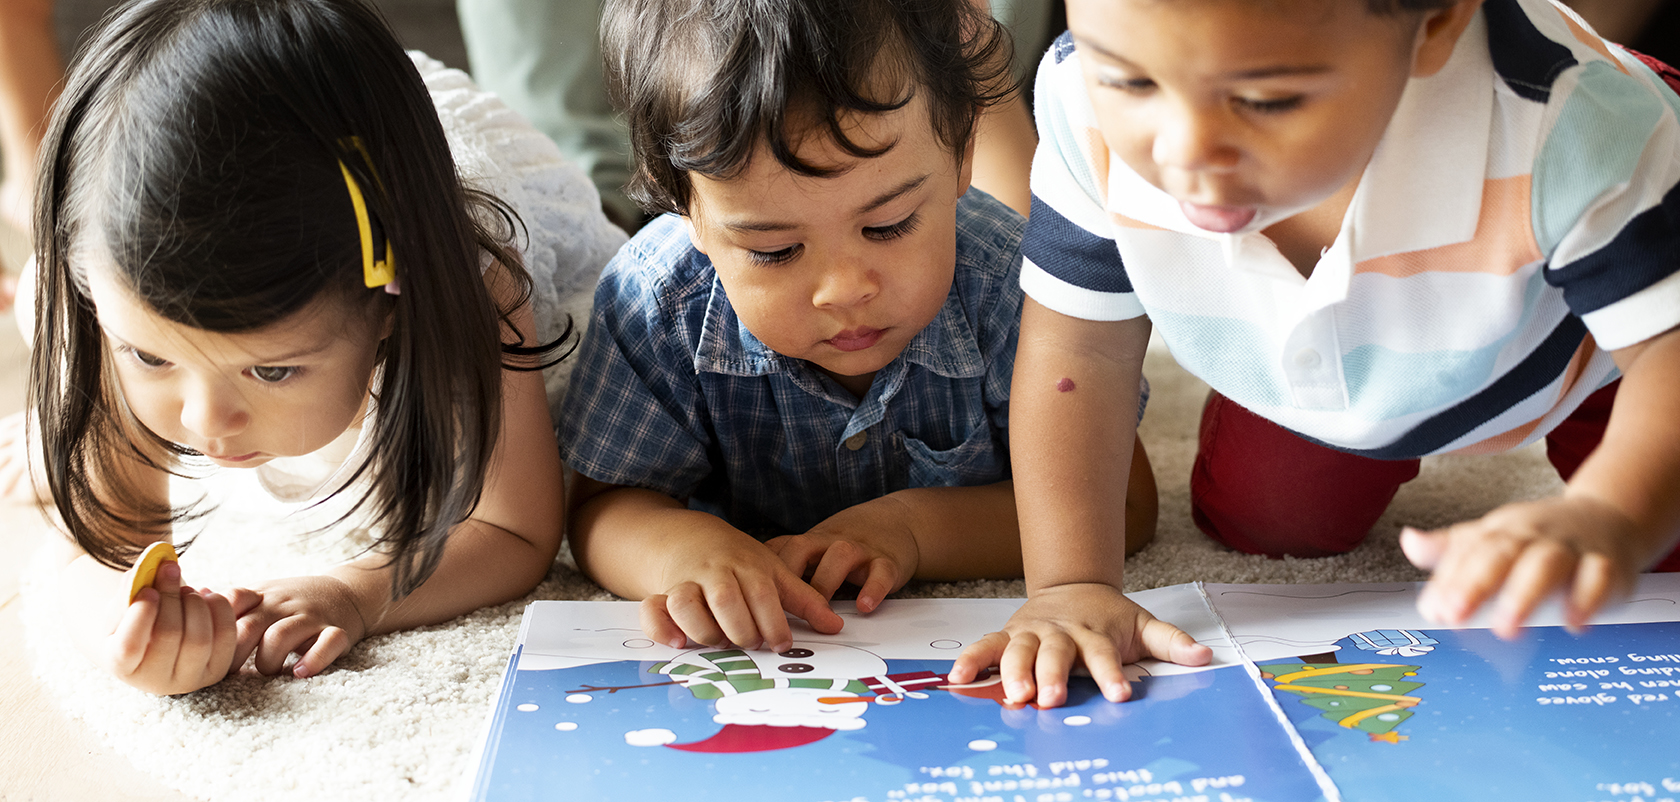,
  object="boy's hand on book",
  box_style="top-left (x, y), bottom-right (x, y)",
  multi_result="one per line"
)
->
top-left (237, 575), bottom-right (368, 680)
top-left (946, 583), bottom-right (1211, 708)
top-left (1404, 494), bottom-right (1646, 638)
top-left (766, 499), bottom-right (920, 614)
top-left (642, 530), bottom-right (845, 653)
top-left (106, 559), bottom-right (261, 695)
